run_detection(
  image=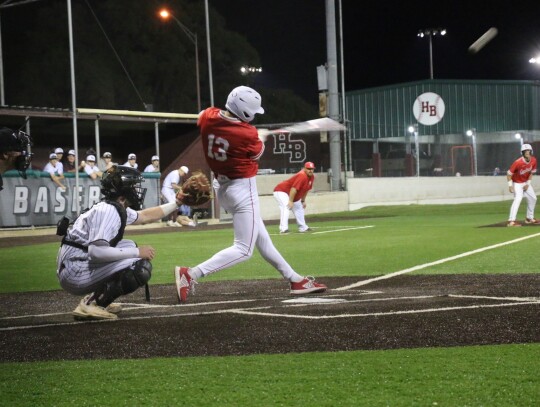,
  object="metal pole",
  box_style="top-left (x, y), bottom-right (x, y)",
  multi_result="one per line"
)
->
top-left (94, 118), bottom-right (100, 161)
top-left (194, 34), bottom-right (201, 112)
top-left (472, 130), bottom-right (478, 176)
top-left (0, 13), bottom-right (4, 106)
top-left (204, 0), bottom-right (214, 106)
top-left (67, 0), bottom-right (80, 214)
top-left (338, 0), bottom-right (349, 187)
top-left (325, 0), bottom-right (341, 191)
top-left (154, 121), bottom-right (160, 160)
top-left (429, 34), bottom-right (434, 79)
top-left (415, 126), bottom-right (420, 177)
